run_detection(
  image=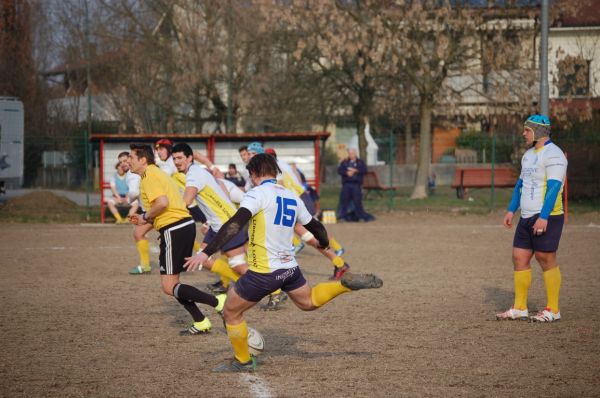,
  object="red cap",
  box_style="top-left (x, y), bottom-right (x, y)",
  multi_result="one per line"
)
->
top-left (155, 138), bottom-right (173, 148)
top-left (265, 148), bottom-right (276, 156)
